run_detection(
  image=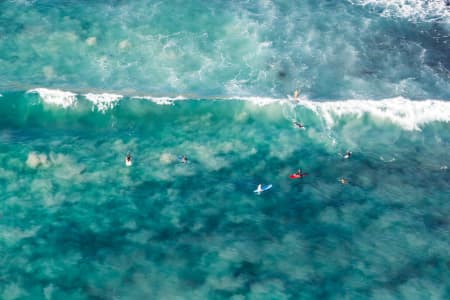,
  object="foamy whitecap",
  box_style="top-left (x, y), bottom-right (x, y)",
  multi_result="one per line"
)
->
top-left (349, 0), bottom-right (450, 23)
top-left (27, 88), bottom-right (77, 108)
top-left (132, 95), bottom-right (186, 105)
top-left (300, 97), bottom-right (450, 131)
top-left (230, 96), bottom-right (284, 106)
top-left (84, 93), bottom-right (123, 112)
